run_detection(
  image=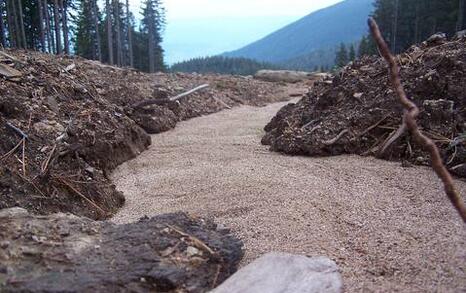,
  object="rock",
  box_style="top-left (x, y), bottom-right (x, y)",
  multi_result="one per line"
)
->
top-left (422, 99), bottom-right (454, 122)
top-left (33, 120), bottom-right (65, 134)
top-left (426, 33), bottom-right (447, 45)
top-left (45, 96), bottom-right (60, 113)
top-left (455, 30), bottom-right (466, 39)
top-left (186, 246), bottom-right (201, 257)
top-left (212, 252), bottom-right (342, 293)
